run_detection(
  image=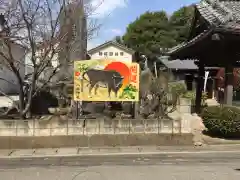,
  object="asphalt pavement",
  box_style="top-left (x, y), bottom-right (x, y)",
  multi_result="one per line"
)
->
top-left (1, 146), bottom-right (240, 179)
top-left (1, 151), bottom-right (240, 167)
top-left (0, 150), bottom-right (240, 179)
